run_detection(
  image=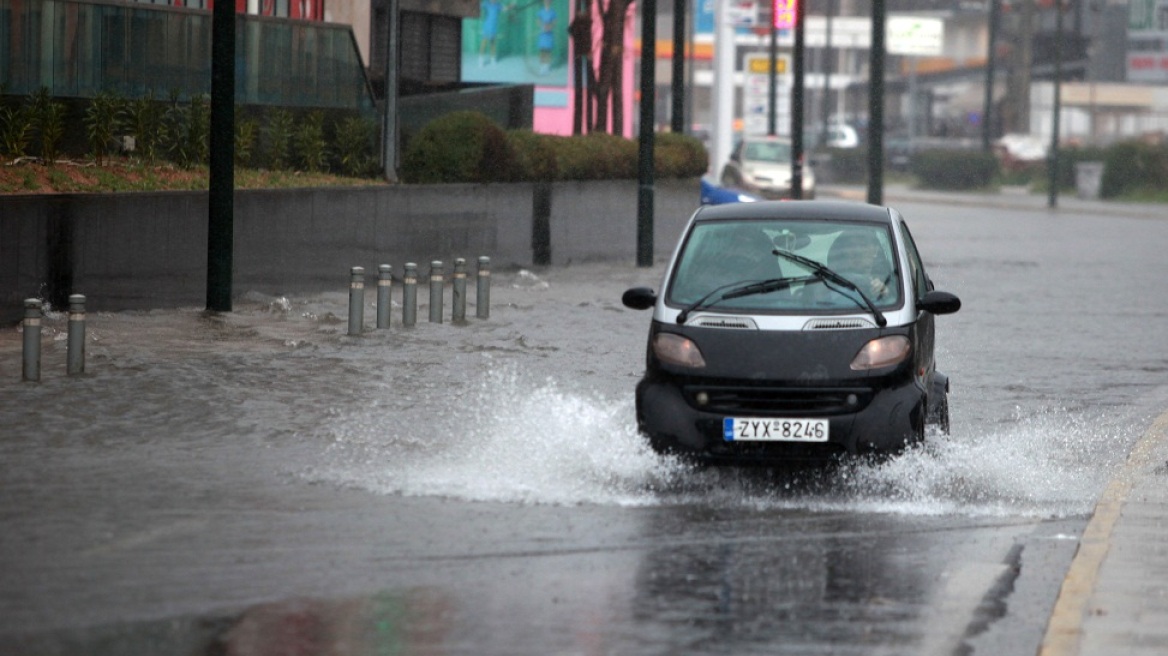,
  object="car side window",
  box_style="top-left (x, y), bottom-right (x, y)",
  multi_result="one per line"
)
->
top-left (899, 221), bottom-right (931, 297)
